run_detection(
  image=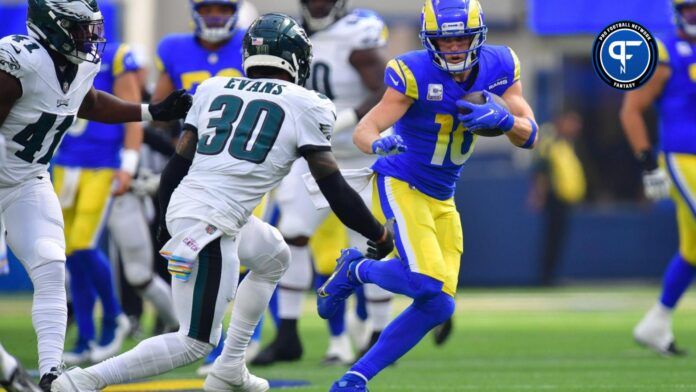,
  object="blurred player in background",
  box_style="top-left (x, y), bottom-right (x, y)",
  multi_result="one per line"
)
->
top-left (0, 0), bottom-right (191, 389)
top-left (255, 0), bottom-right (393, 367)
top-left (529, 111), bottom-right (585, 286)
top-left (0, 342), bottom-right (40, 392)
top-left (53, 13), bottom-right (394, 391)
top-left (318, 0), bottom-right (538, 389)
top-left (621, 0), bottom-right (696, 356)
